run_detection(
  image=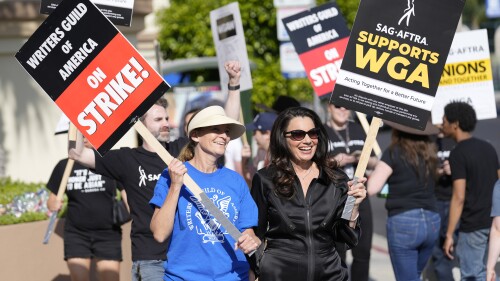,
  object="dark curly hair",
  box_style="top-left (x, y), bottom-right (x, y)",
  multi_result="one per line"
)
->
top-left (444, 101), bottom-right (476, 132)
top-left (269, 107), bottom-right (343, 198)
